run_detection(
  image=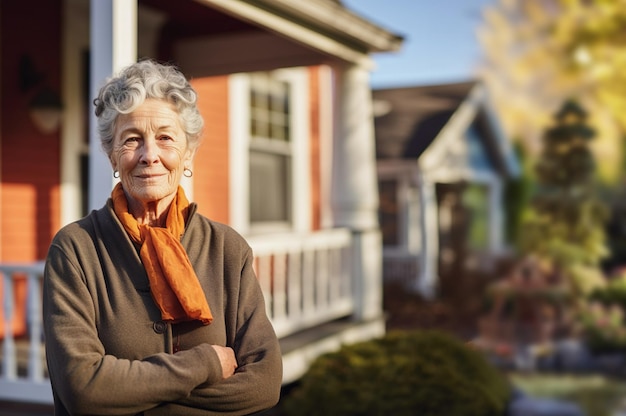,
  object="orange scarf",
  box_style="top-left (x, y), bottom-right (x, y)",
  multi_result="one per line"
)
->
top-left (111, 183), bottom-right (213, 325)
